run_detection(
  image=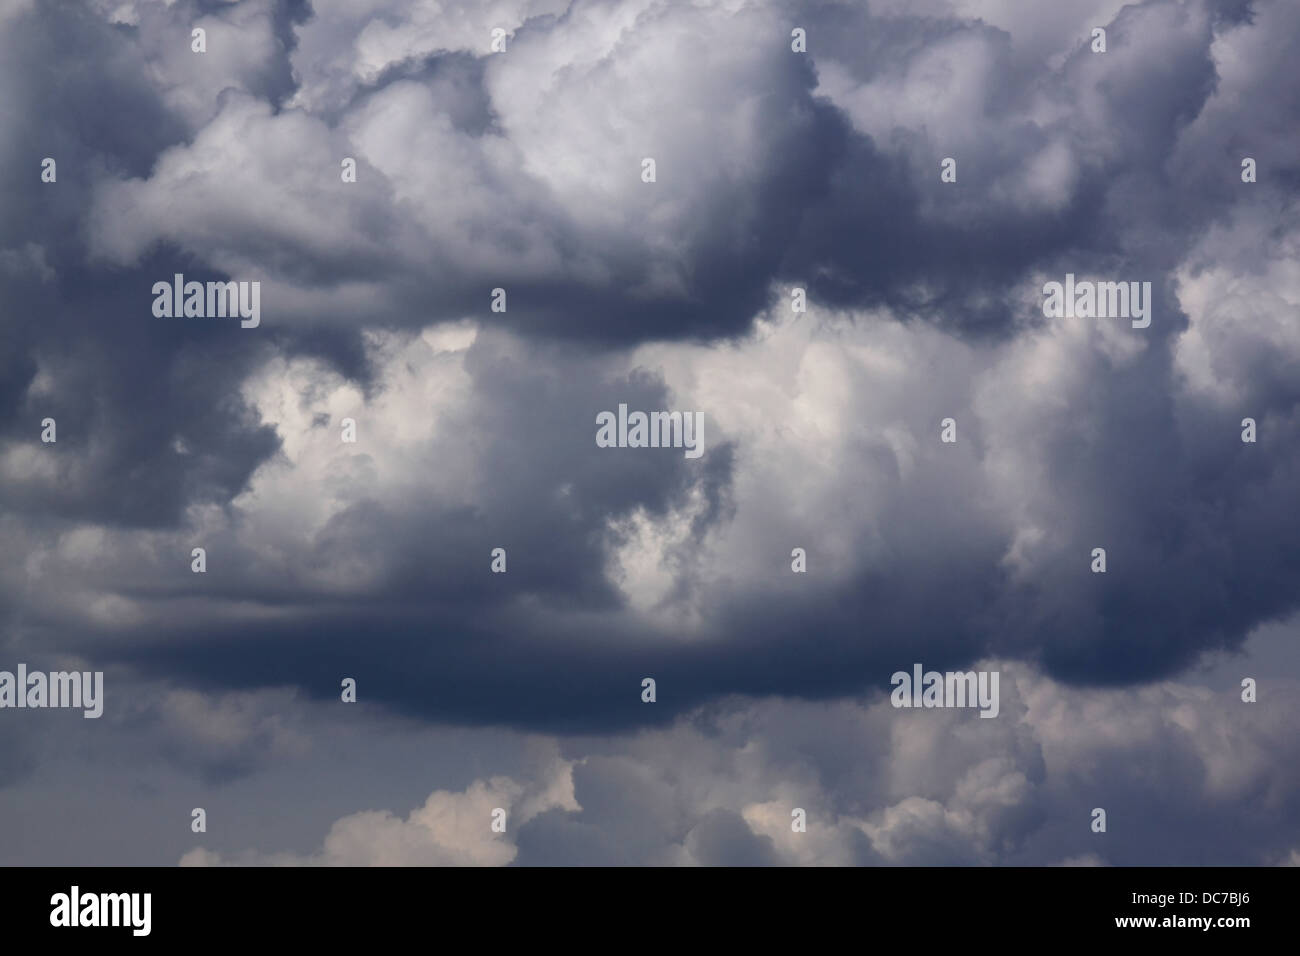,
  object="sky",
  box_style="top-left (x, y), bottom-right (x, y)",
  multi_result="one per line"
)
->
top-left (0, 0), bottom-right (1298, 866)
